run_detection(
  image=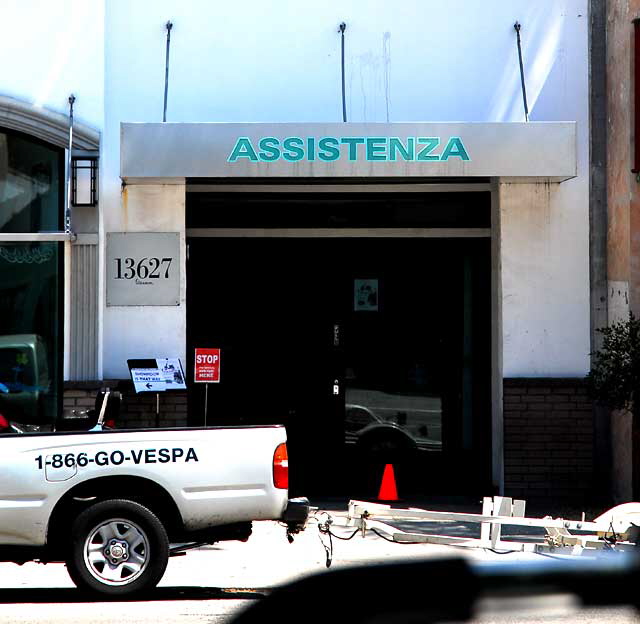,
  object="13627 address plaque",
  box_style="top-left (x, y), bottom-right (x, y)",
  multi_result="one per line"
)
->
top-left (106, 232), bottom-right (180, 306)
